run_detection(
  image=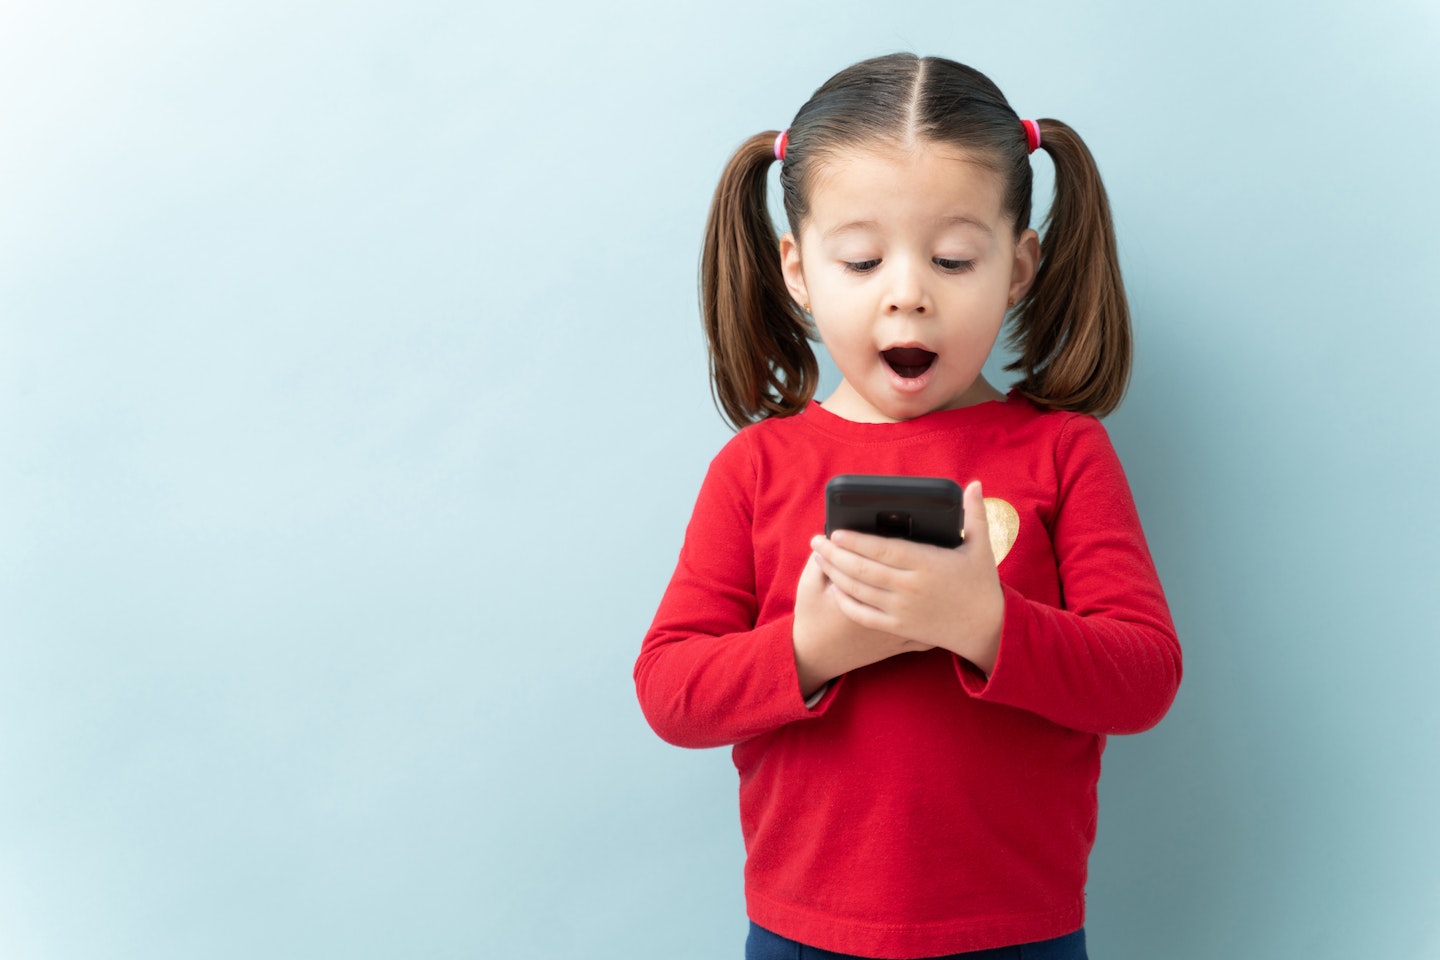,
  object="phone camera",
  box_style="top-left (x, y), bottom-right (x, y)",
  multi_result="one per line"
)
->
top-left (876, 510), bottom-right (911, 538)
